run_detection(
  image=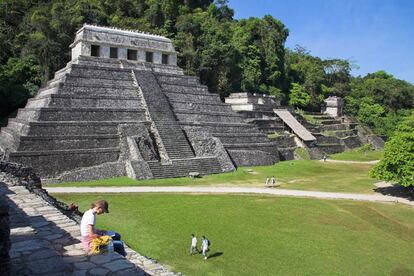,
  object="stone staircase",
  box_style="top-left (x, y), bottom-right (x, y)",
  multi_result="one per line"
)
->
top-left (295, 112), bottom-right (364, 155)
top-left (133, 70), bottom-right (223, 178)
top-left (155, 73), bottom-right (279, 166)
